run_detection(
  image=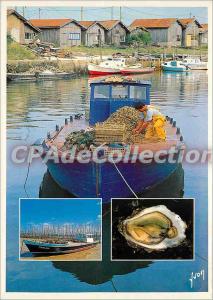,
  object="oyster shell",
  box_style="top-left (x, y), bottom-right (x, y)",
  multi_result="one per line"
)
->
top-left (119, 205), bottom-right (187, 251)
